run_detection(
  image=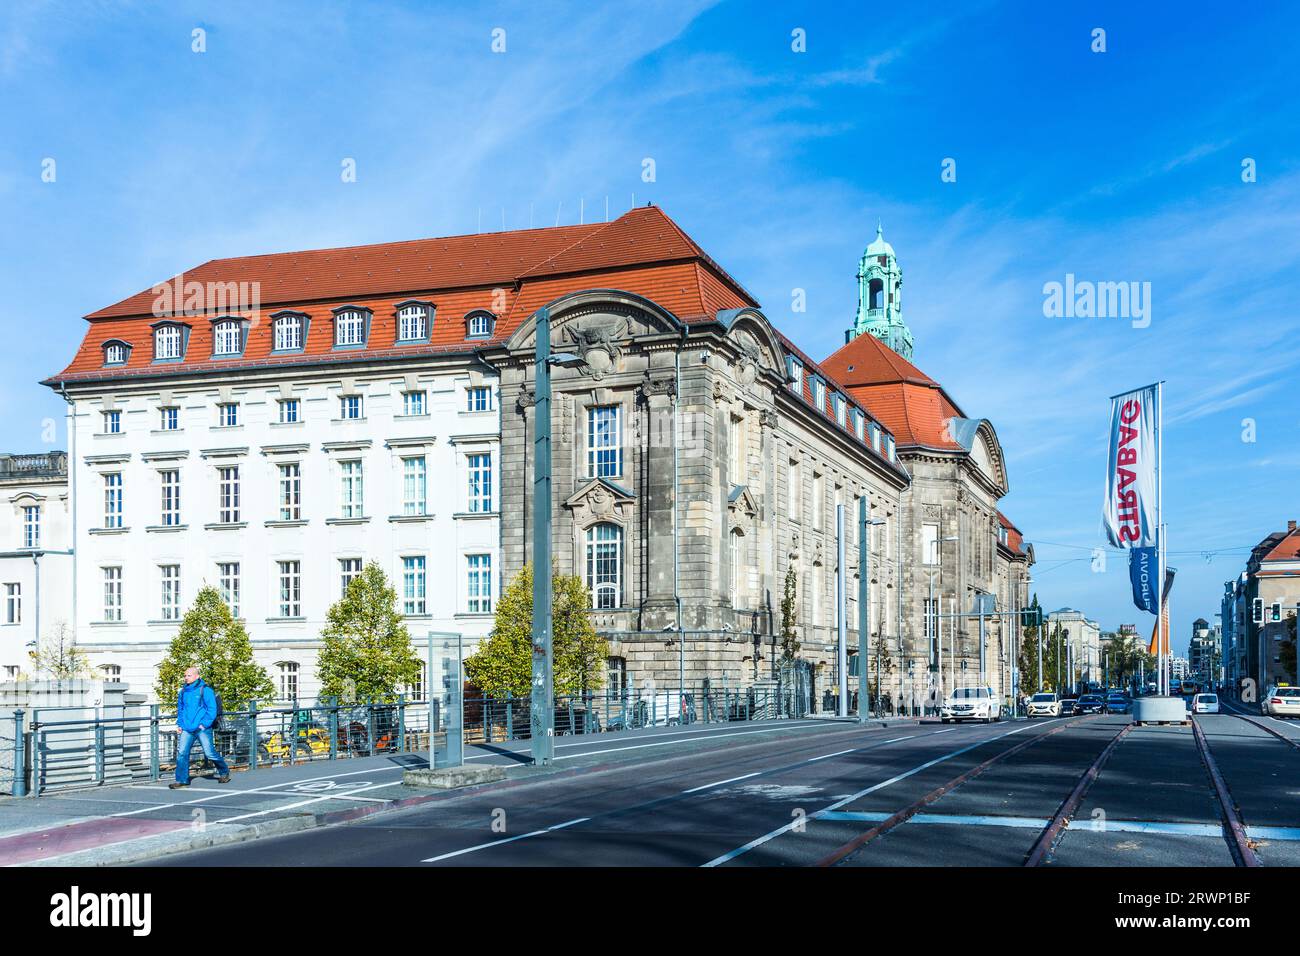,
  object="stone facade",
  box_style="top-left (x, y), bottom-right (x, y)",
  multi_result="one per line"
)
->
top-left (487, 292), bottom-right (908, 696)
